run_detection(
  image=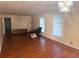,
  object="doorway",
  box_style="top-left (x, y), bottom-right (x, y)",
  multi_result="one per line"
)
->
top-left (4, 18), bottom-right (11, 36)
